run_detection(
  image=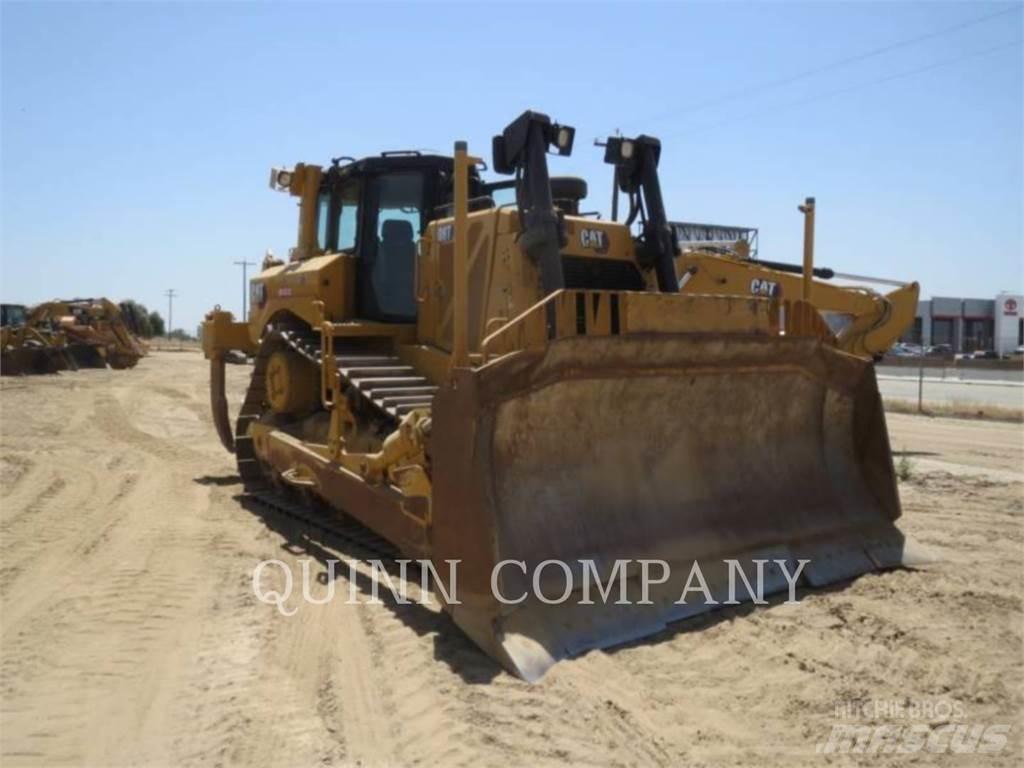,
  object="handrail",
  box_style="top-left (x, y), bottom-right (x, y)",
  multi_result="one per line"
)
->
top-left (449, 141), bottom-right (484, 374)
top-left (480, 290), bottom-right (835, 364)
top-left (481, 289), bottom-right (619, 363)
top-left (481, 289), bottom-right (566, 362)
